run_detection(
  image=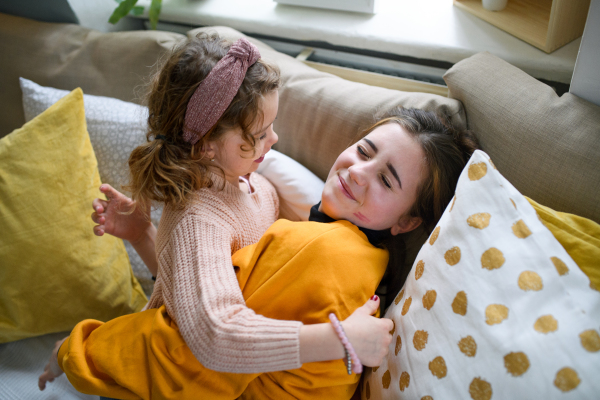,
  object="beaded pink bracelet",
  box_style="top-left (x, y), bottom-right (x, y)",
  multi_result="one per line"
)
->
top-left (329, 313), bottom-right (362, 374)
